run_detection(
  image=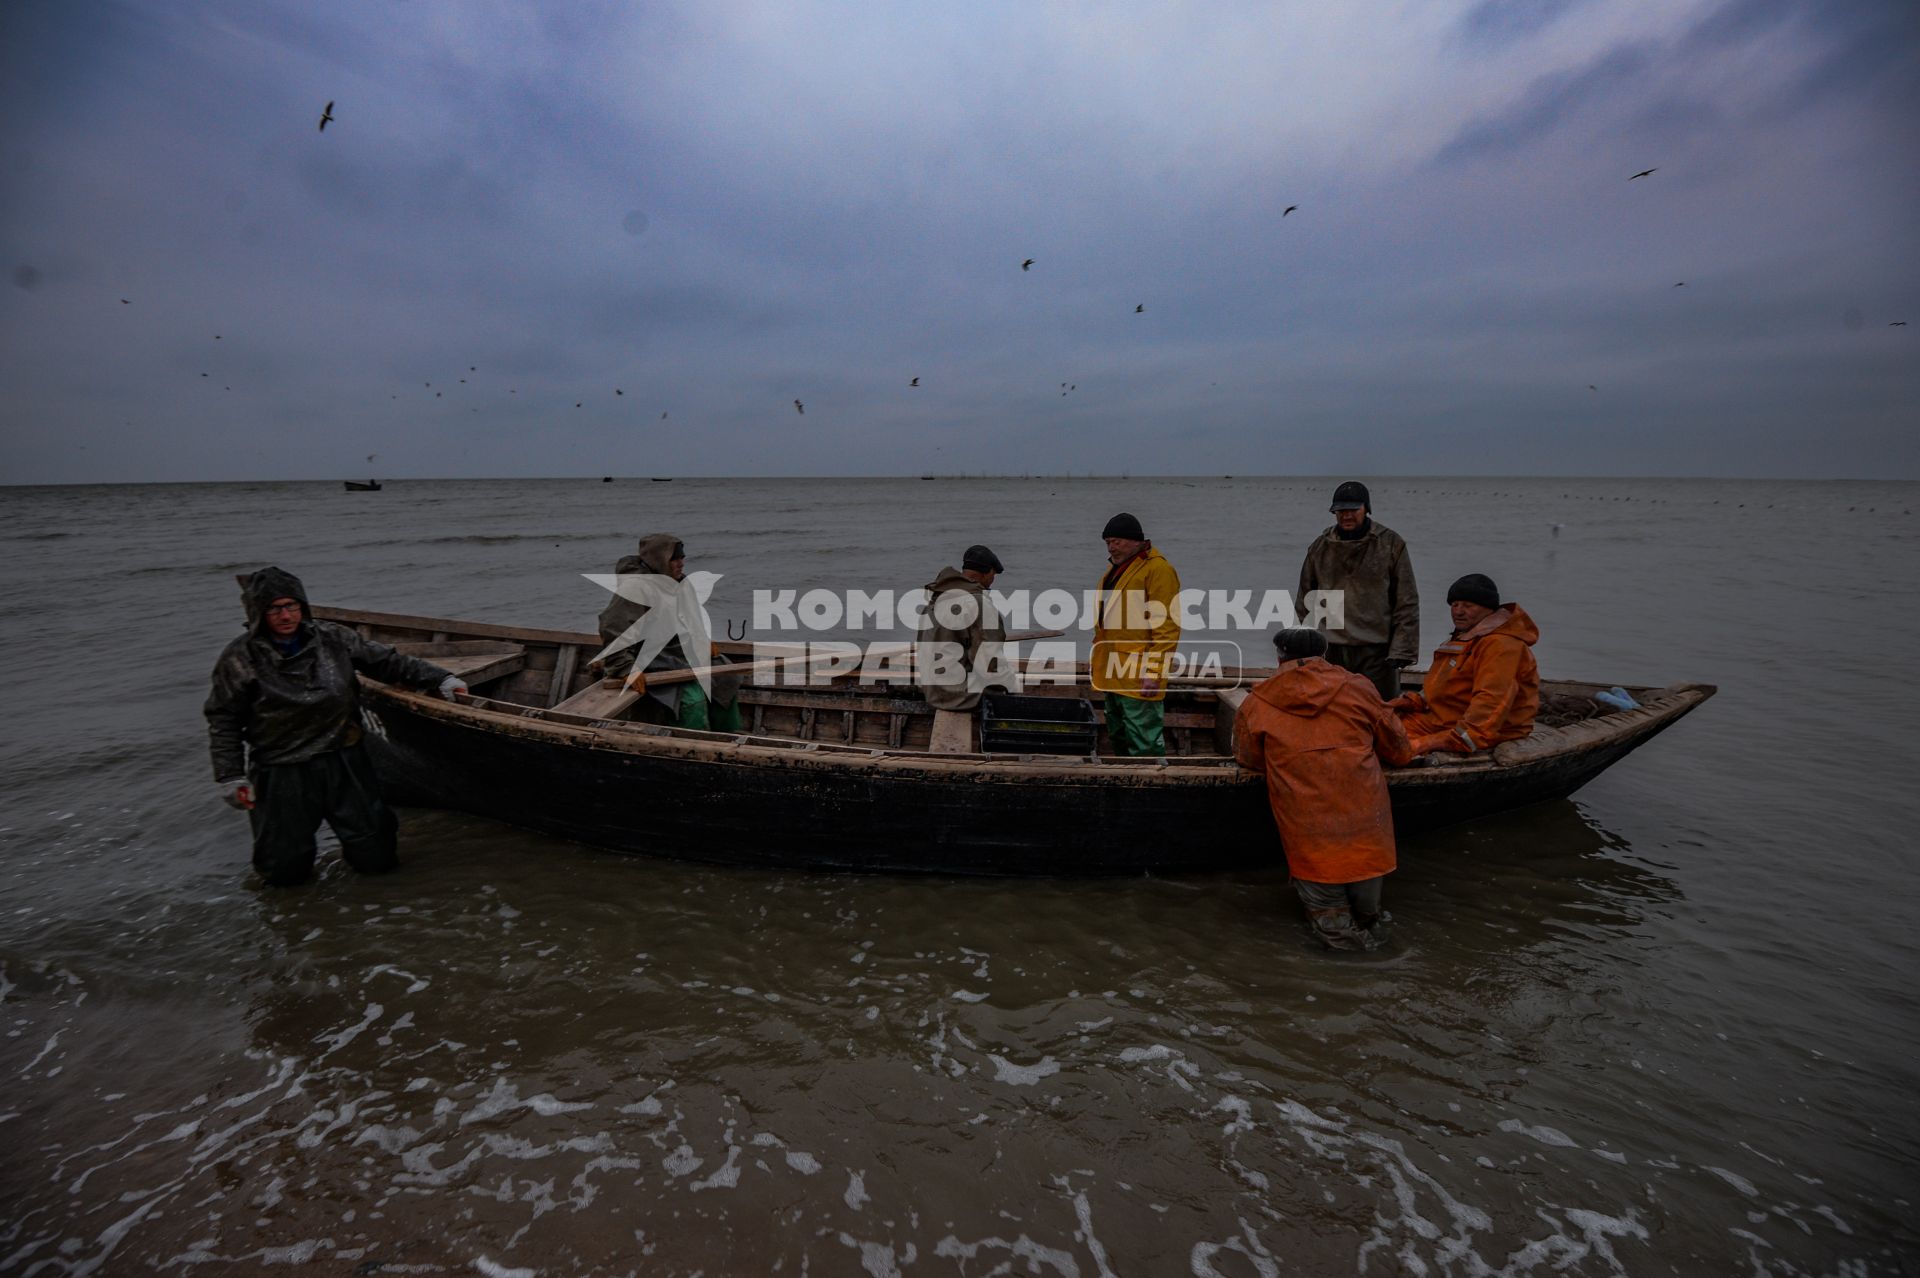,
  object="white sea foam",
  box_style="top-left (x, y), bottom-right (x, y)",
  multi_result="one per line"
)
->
top-left (354, 1124), bottom-right (422, 1155)
top-left (474, 1258), bottom-right (537, 1278)
top-left (844, 1169), bottom-right (870, 1209)
top-left (837, 1232), bottom-right (916, 1277)
top-left (988, 1053), bottom-right (1060, 1085)
top-left (1190, 1218), bottom-right (1279, 1277)
top-left (259, 1238), bottom-right (329, 1263)
top-left (367, 964), bottom-right (430, 994)
top-left (1705, 1166), bottom-right (1759, 1196)
top-left (459, 1078), bottom-right (590, 1126)
top-left (786, 1150), bottom-right (822, 1174)
top-left (691, 1145), bottom-right (741, 1191)
top-left (934, 1231), bottom-right (1079, 1275)
top-left (315, 1003), bottom-right (382, 1055)
top-left (1499, 1118), bottom-right (1581, 1148)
